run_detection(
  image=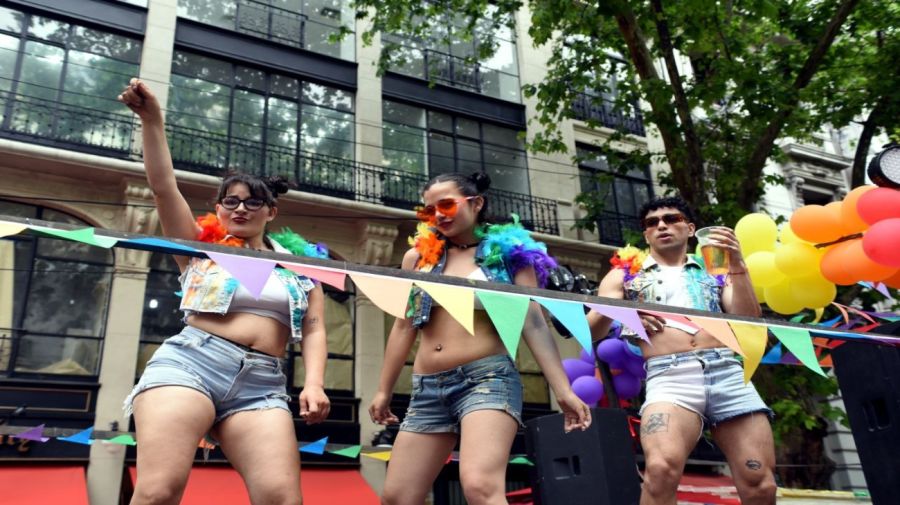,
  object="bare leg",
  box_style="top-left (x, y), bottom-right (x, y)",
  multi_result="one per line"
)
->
top-left (639, 403), bottom-right (703, 505)
top-left (381, 430), bottom-right (457, 505)
top-left (130, 387), bottom-right (216, 505)
top-left (711, 413), bottom-right (777, 505)
top-left (214, 408), bottom-right (301, 505)
top-left (458, 410), bottom-right (518, 505)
